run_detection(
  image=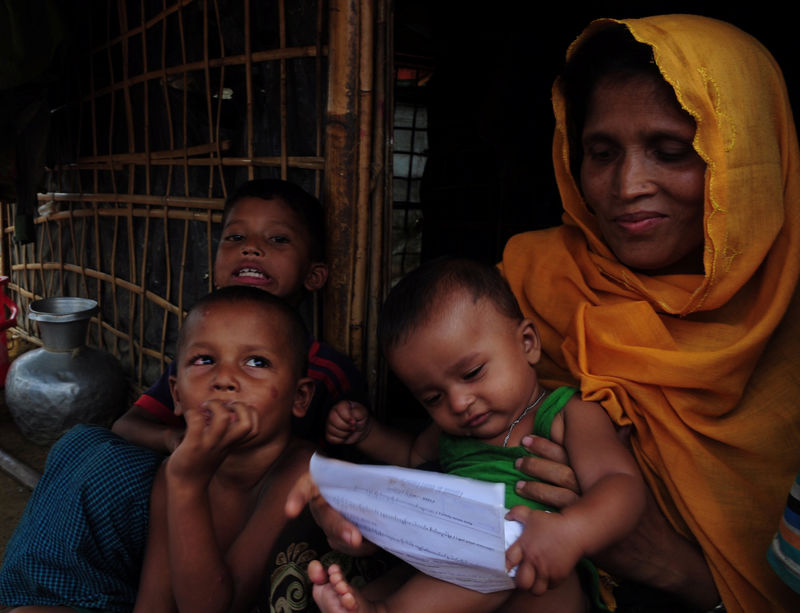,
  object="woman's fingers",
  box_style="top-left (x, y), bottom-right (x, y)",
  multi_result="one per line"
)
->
top-left (521, 435), bottom-right (569, 464)
top-left (285, 472), bottom-right (319, 518)
top-left (285, 473), bottom-right (377, 556)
